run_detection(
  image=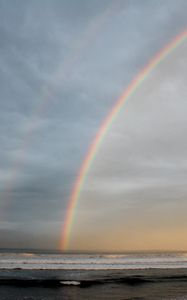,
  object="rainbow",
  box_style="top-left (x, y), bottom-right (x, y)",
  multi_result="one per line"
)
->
top-left (61, 29), bottom-right (187, 250)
